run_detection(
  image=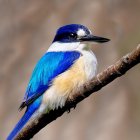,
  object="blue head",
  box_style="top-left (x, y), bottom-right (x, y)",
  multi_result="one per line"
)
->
top-left (53, 24), bottom-right (110, 43)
